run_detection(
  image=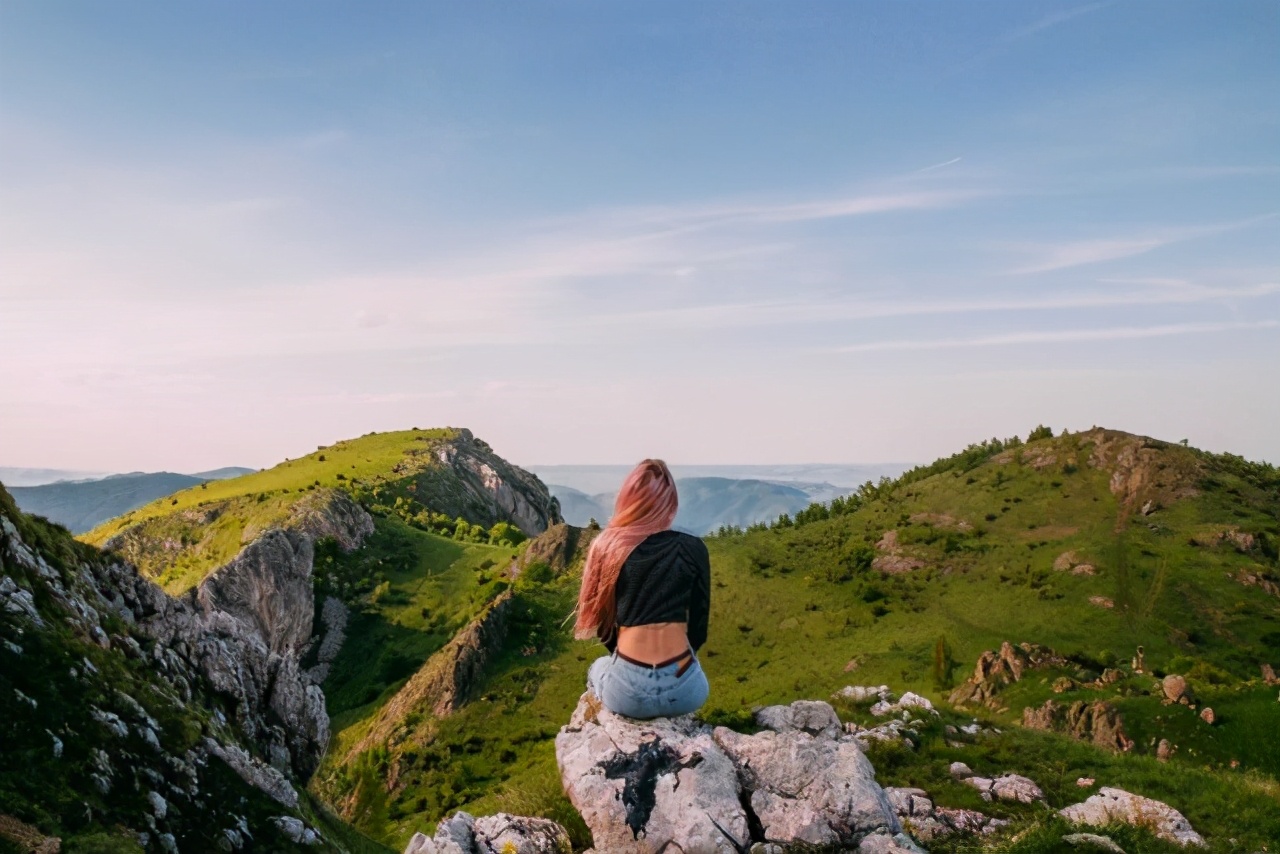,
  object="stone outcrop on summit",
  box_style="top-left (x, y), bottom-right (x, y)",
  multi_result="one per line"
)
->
top-left (424, 429), bottom-right (563, 536)
top-left (555, 694), bottom-right (910, 853)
